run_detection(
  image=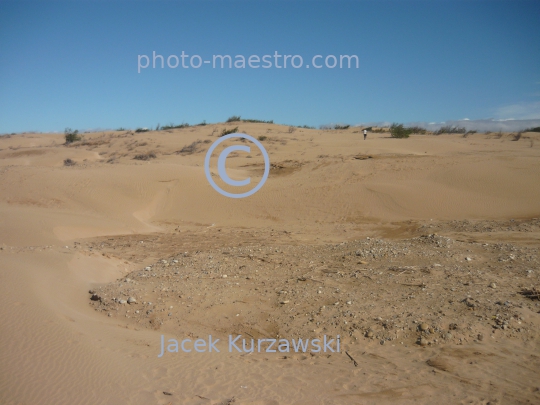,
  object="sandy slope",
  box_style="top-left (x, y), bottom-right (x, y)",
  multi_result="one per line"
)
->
top-left (0, 125), bottom-right (539, 404)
